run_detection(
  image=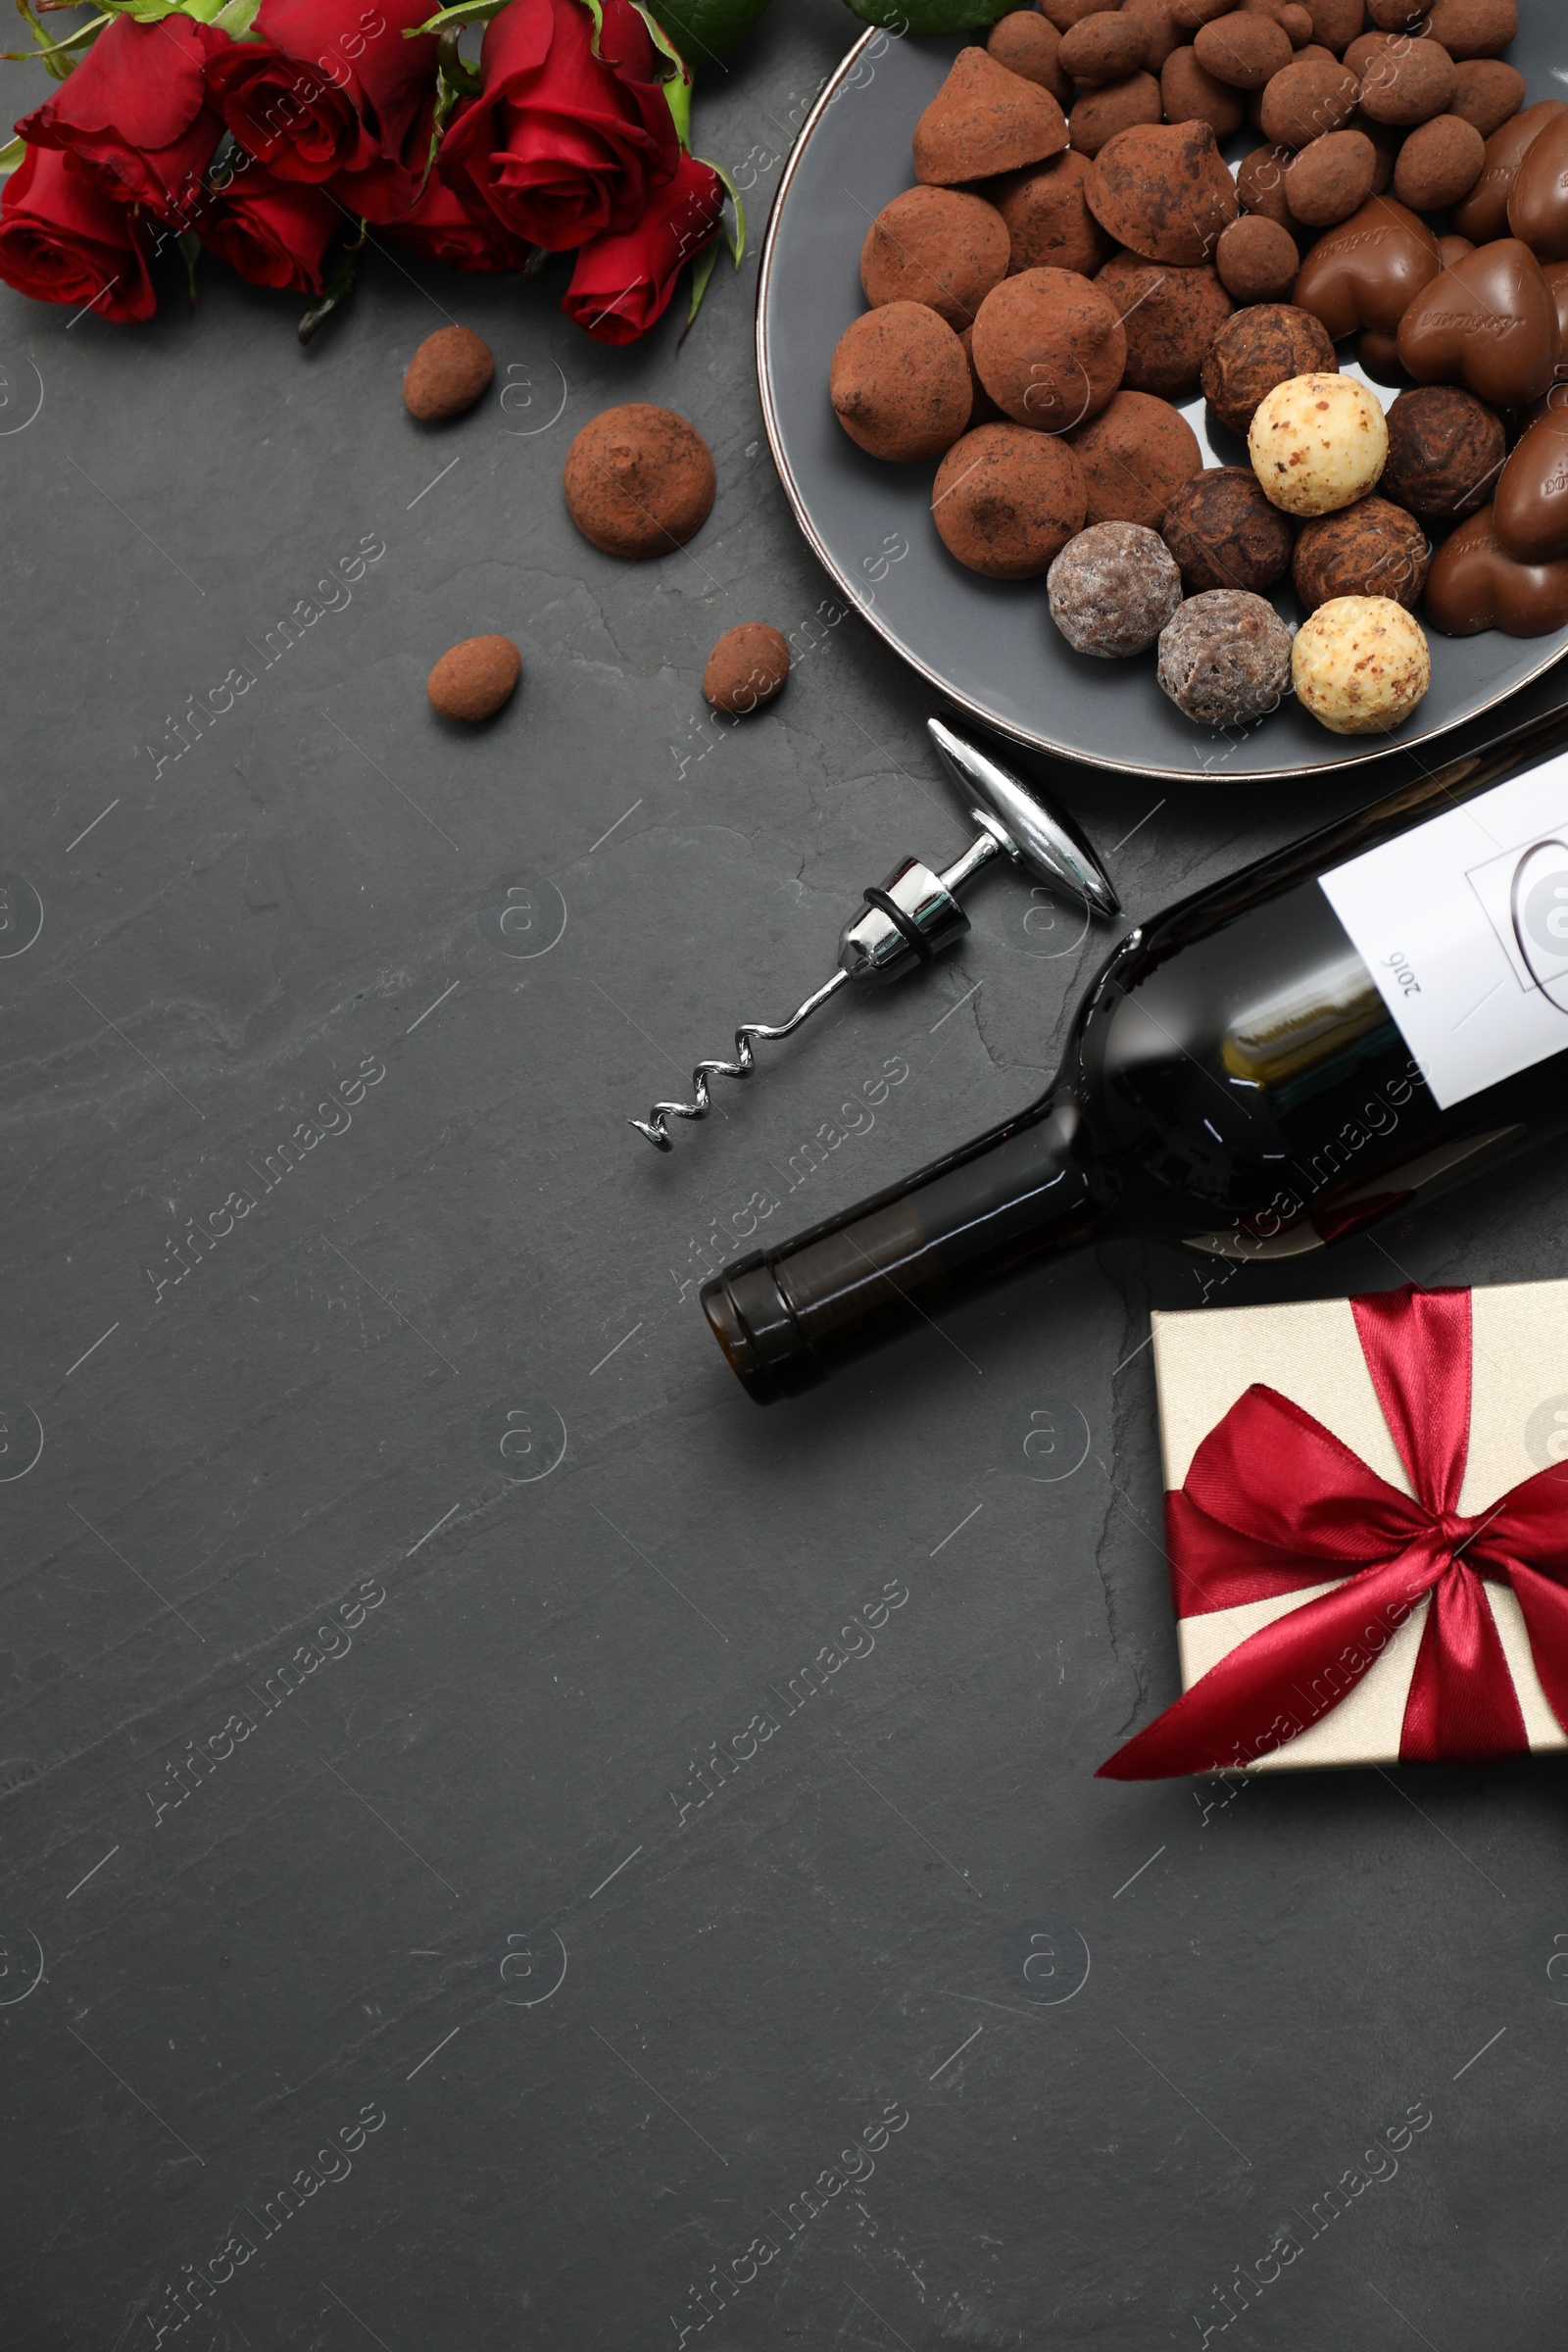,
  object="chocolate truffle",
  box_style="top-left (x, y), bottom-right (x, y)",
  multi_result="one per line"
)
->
top-left (860, 187), bottom-right (1010, 328)
top-left (1382, 388), bottom-right (1504, 525)
top-left (992, 151), bottom-right (1113, 276)
top-left (1257, 57), bottom-right (1361, 146)
top-left (1249, 370), bottom-right (1389, 514)
top-left (564, 405), bottom-right (716, 559)
top-left (1049, 521), bottom-right (1185, 657)
top-left (1291, 195), bottom-right (1440, 337)
top-left (1068, 72), bottom-right (1164, 156)
top-left (1286, 129), bottom-right (1378, 227)
top-left (1451, 59), bottom-right (1525, 138)
top-left (1195, 9), bottom-right (1293, 84)
top-left (932, 423), bottom-right (1088, 577)
top-left (1200, 302), bottom-right (1338, 436)
top-left (971, 267), bottom-right (1127, 430)
top-left (1394, 112), bottom-right (1486, 209)
top-left (1343, 27), bottom-right (1393, 75)
top-left (1452, 100), bottom-right (1566, 243)
top-left (1292, 494), bottom-right (1429, 610)
top-left (988, 8), bottom-right (1073, 99)
top-left (1160, 44), bottom-right (1248, 135)
top-left (959, 323), bottom-right (1005, 424)
top-left (1396, 238), bottom-right (1559, 411)
top-left (1367, 0), bottom-right (1423, 24)
top-left (1161, 465), bottom-right (1296, 592)
top-left (1358, 35), bottom-right (1457, 125)
top-left (426, 634), bottom-right (520, 721)
top-left (1157, 589), bottom-right (1294, 724)
top-left (704, 625), bottom-right (791, 713)
top-left (1423, 506), bottom-right (1568, 634)
top-left (1086, 119), bottom-right (1240, 266)
top-left (830, 303), bottom-right (972, 463)
top-left (1171, 0), bottom-right (1234, 28)
top-left (1292, 595), bottom-right (1430, 731)
top-left (1122, 0), bottom-right (1186, 73)
top-left (913, 45), bottom-right (1069, 184)
top-left (1237, 142), bottom-right (1296, 228)
top-left (404, 325), bottom-right (494, 422)
top-left (1424, 0), bottom-right (1516, 57)
top-left (1509, 113), bottom-right (1568, 266)
top-left (1216, 215), bottom-right (1299, 302)
top-left (1097, 253), bottom-right (1233, 397)
top-left (1059, 11), bottom-right (1151, 80)
top-left (1494, 411), bottom-right (1568, 564)
top-left (1304, 0), bottom-right (1367, 50)
top-left (1040, 0), bottom-right (1110, 24)
top-left (1068, 388), bottom-right (1204, 525)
